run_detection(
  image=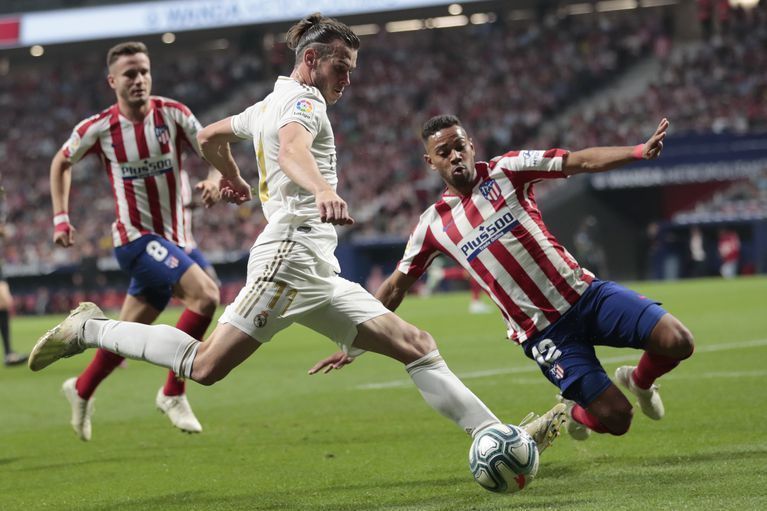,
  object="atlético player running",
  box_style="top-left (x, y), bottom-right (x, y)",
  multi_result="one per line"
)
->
top-left (48, 41), bottom-right (220, 440)
top-left (311, 115), bottom-right (695, 441)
